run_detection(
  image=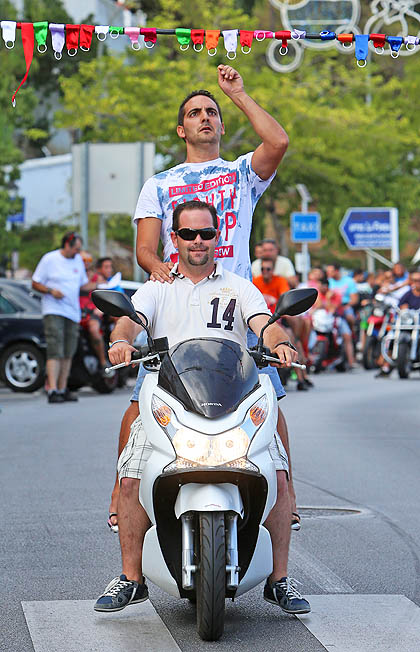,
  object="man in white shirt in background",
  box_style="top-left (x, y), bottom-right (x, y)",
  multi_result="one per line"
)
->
top-left (32, 232), bottom-right (96, 403)
top-left (251, 239), bottom-right (296, 286)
